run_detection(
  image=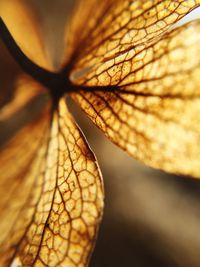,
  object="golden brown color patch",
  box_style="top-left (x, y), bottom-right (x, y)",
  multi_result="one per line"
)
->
top-left (0, 0), bottom-right (200, 266)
